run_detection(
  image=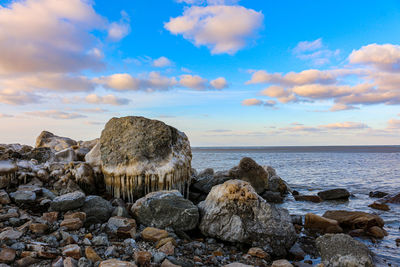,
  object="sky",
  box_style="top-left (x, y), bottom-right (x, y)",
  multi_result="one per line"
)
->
top-left (1, 0), bottom-right (400, 146)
